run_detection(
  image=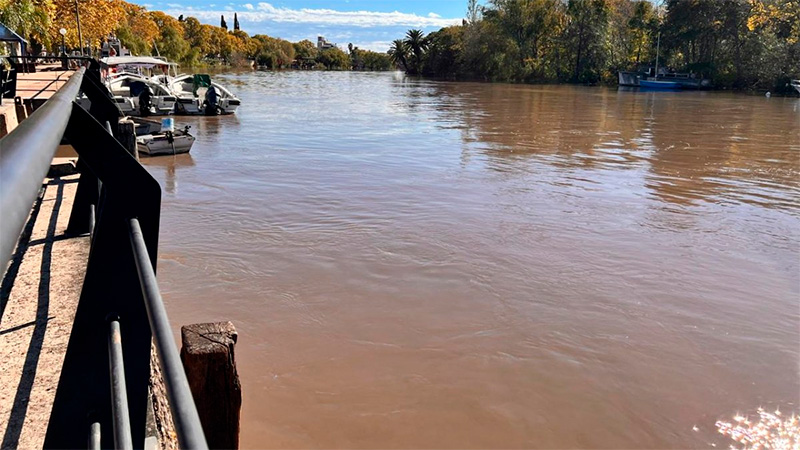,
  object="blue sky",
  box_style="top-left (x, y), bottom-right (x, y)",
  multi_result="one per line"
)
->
top-left (135, 1), bottom-right (466, 52)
